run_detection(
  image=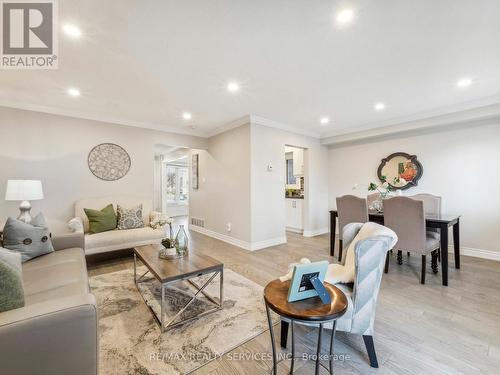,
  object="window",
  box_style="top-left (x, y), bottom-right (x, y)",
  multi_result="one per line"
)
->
top-left (164, 165), bottom-right (189, 204)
